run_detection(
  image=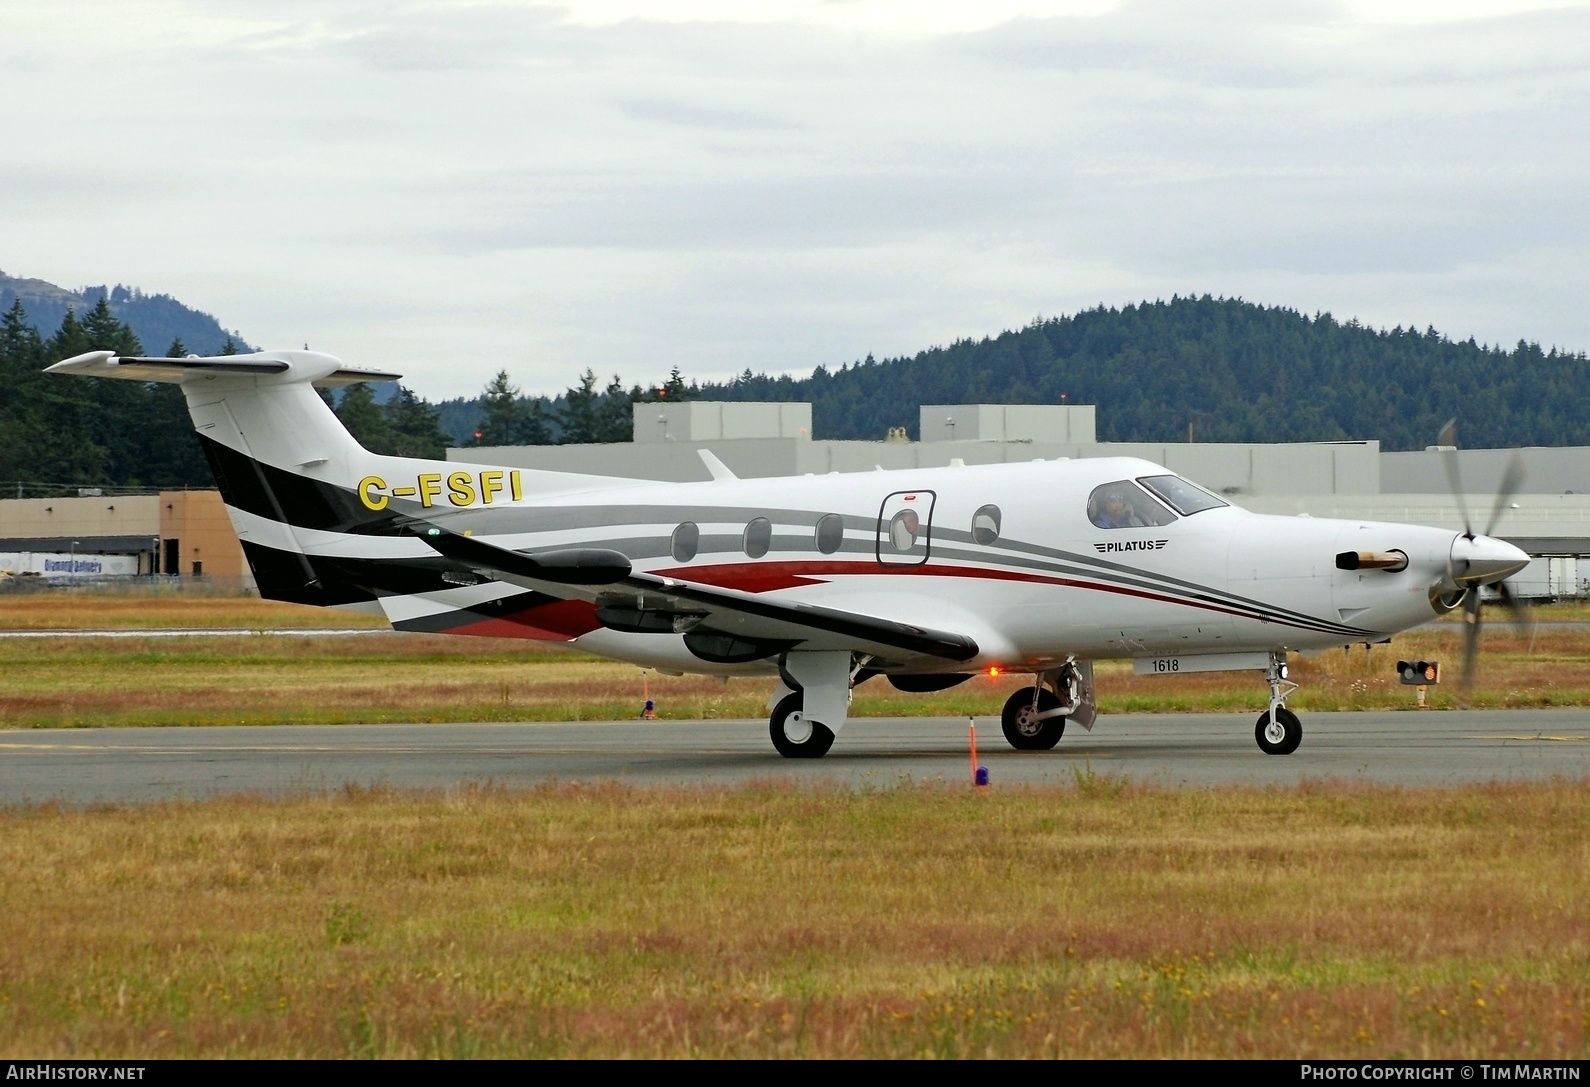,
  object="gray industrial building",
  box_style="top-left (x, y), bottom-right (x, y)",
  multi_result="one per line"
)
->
top-left (454, 400), bottom-right (1590, 600)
